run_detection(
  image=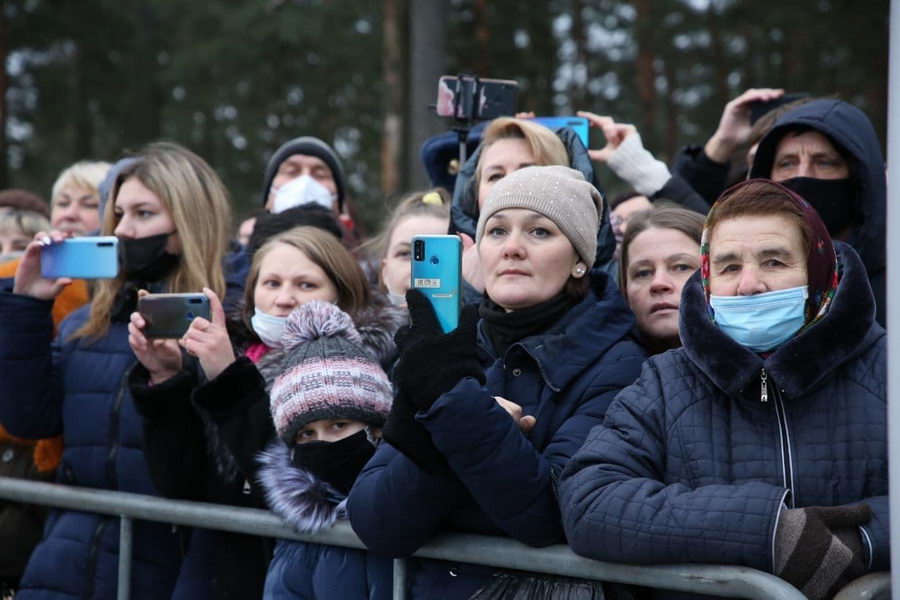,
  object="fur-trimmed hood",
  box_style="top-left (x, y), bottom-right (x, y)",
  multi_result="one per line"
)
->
top-left (680, 241), bottom-right (884, 401)
top-left (257, 439), bottom-right (348, 533)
